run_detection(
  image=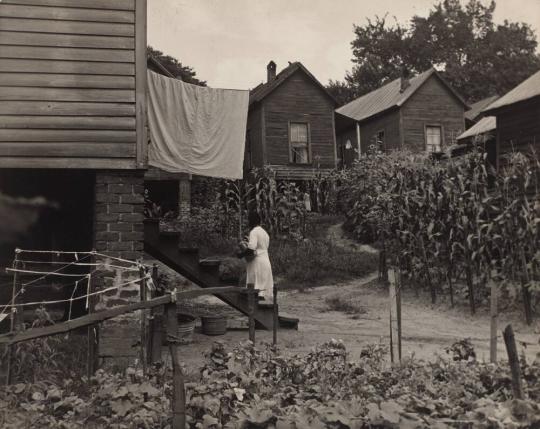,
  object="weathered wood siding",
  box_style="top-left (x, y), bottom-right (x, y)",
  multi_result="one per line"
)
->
top-left (0, 0), bottom-right (147, 169)
top-left (496, 99), bottom-right (540, 158)
top-left (359, 109), bottom-right (401, 153)
top-left (401, 75), bottom-right (465, 152)
top-left (246, 104), bottom-right (265, 169)
top-left (263, 70), bottom-right (336, 169)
